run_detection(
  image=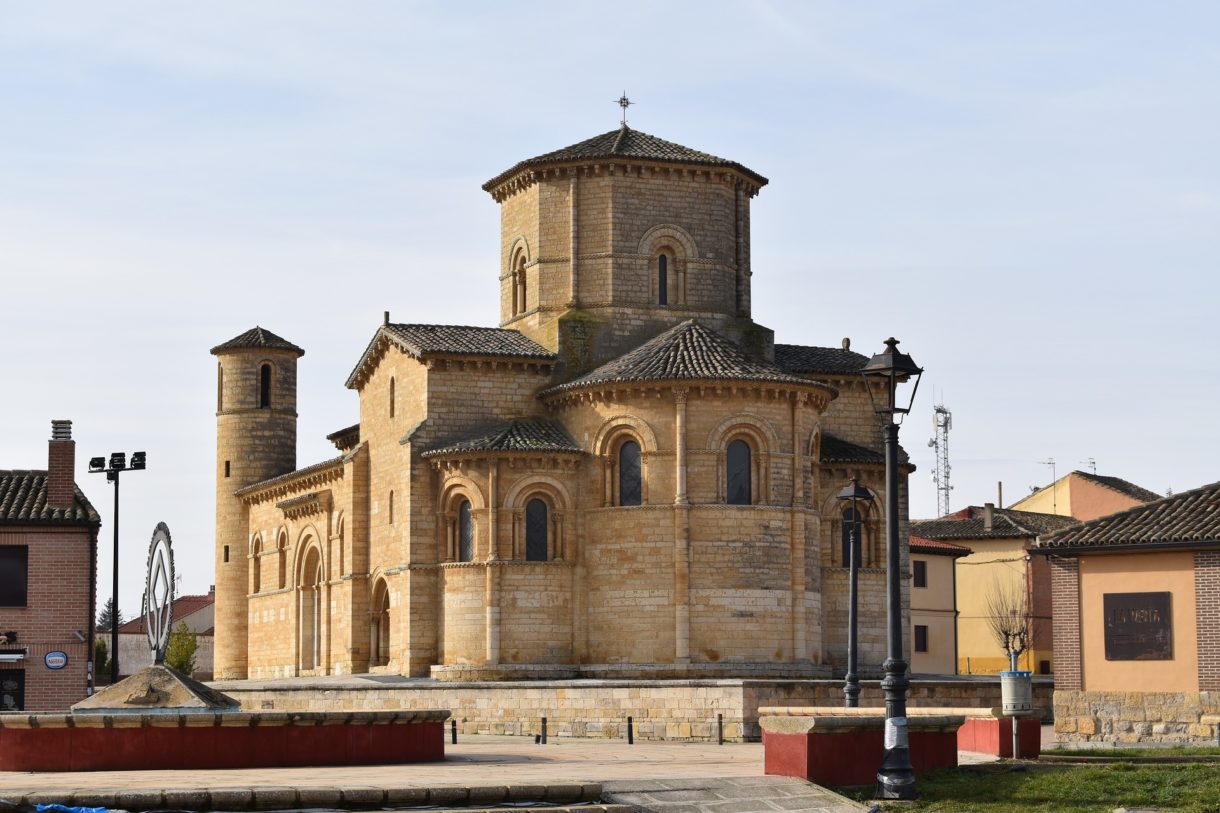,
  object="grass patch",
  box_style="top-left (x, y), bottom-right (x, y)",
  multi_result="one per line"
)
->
top-left (1042, 744), bottom-right (1220, 758)
top-left (839, 763), bottom-right (1220, 812)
